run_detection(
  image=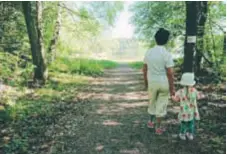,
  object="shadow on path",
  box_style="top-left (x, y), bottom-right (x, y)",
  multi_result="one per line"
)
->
top-left (47, 64), bottom-right (219, 154)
